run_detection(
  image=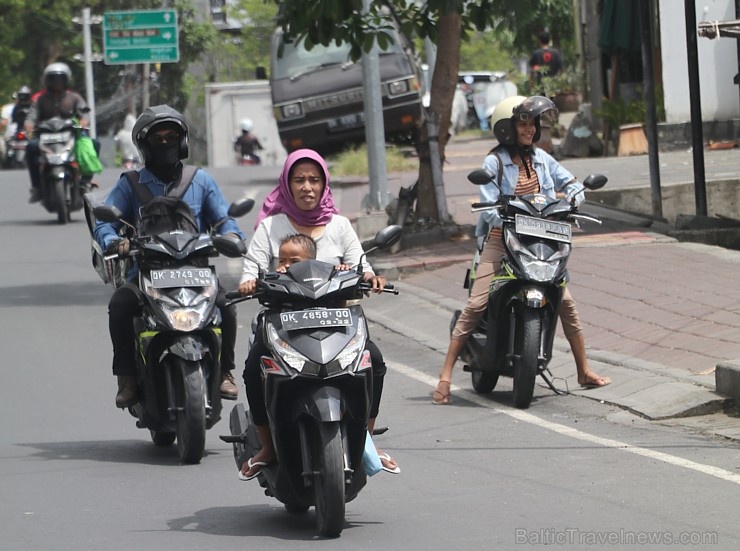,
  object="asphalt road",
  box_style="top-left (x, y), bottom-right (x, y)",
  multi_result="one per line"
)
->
top-left (1, 167), bottom-right (739, 550)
